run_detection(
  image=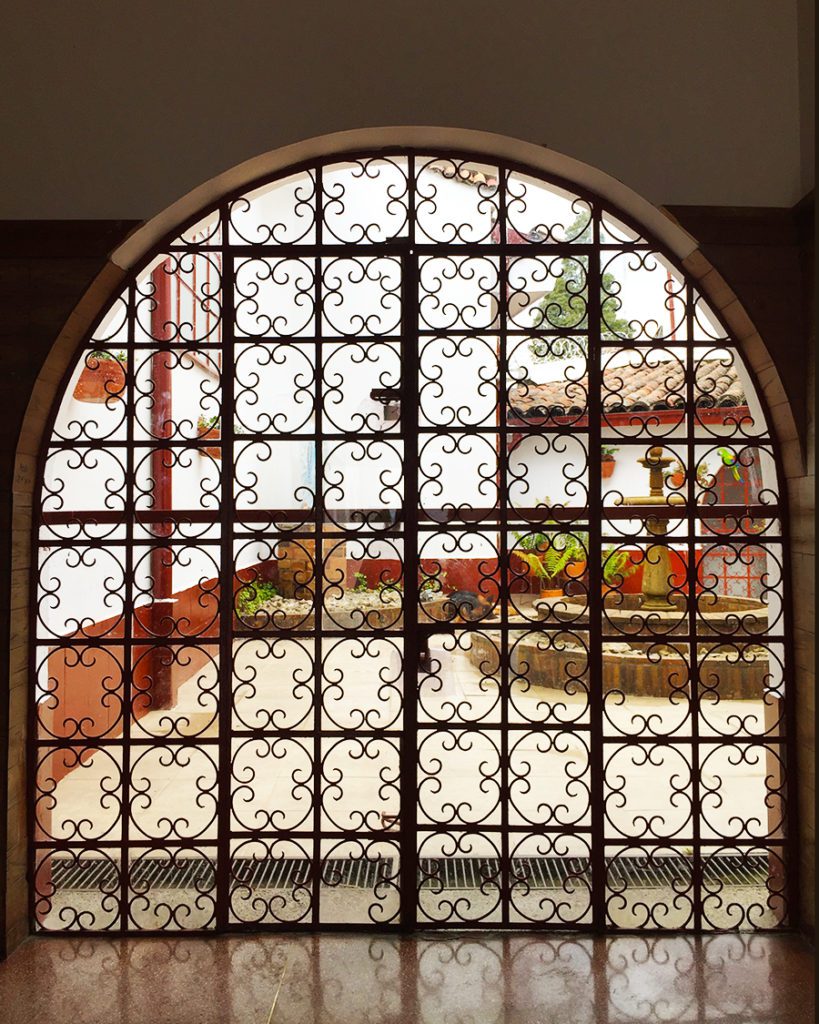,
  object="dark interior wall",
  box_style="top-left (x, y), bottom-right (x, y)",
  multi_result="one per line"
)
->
top-left (0, 222), bottom-right (134, 955)
top-left (0, 1), bottom-right (808, 216)
top-left (666, 204), bottom-right (813, 438)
